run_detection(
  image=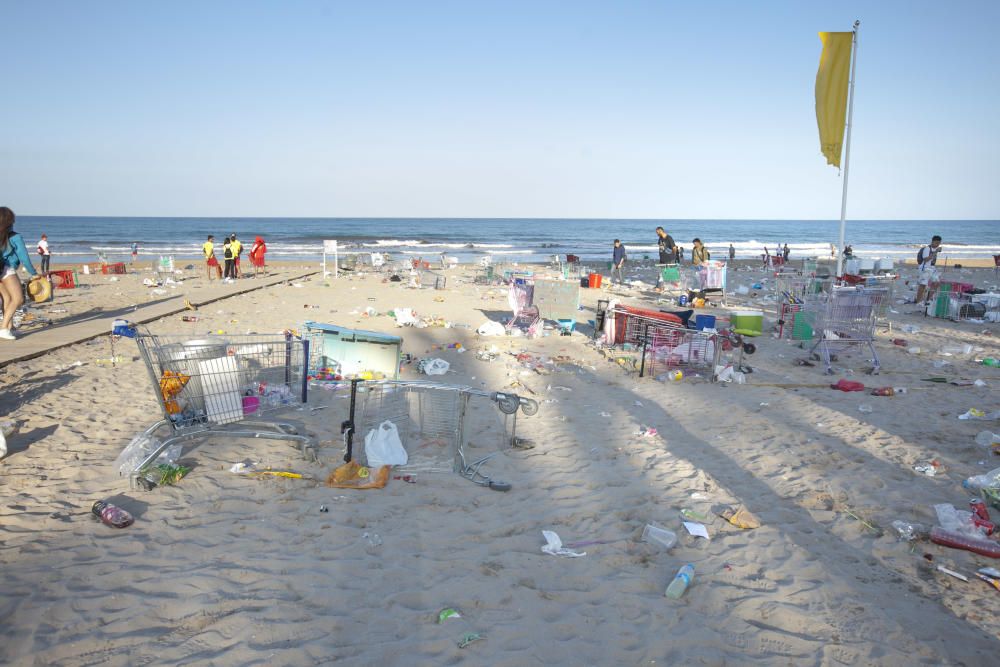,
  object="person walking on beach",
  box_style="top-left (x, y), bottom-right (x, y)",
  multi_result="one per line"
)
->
top-left (915, 234), bottom-right (942, 304)
top-left (249, 236), bottom-right (267, 277)
top-left (691, 238), bottom-right (710, 266)
top-left (0, 207), bottom-right (40, 340)
top-left (223, 238), bottom-right (236, 281)
top-left (655, 226), bottom-right (676, 265)
top-left (203, 235), bottom-right (220, 280)
top-left (782, 243), bottom-right (790, 262)
top-left (130, 241), bottom-right (139, 264)
top-left (729, 244), bottom-right (736, 261)
top-left (611, 239), bottom-right (626, 285)
top-left (37, 234), bottom-right (51, 273)
top-left (230, 234), bottom-right (242, 278)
